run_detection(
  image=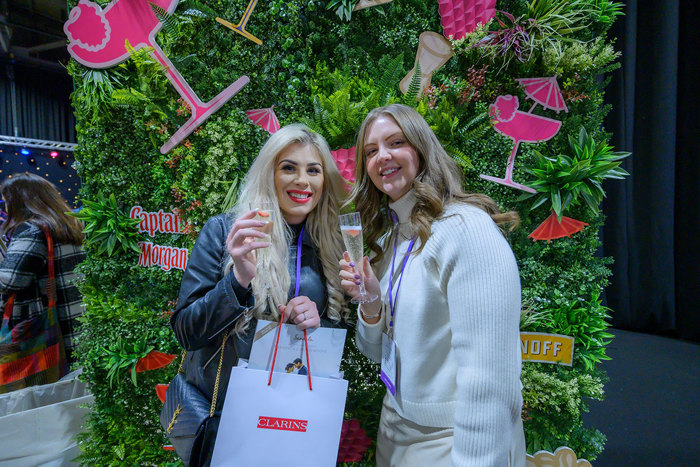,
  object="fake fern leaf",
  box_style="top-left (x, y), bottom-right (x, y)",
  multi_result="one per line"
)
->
top-left (374, 54), bottom-right (404, 106)
top-left (458, 112), bottom-right (491, 142)
top-left (148, 2), bottom-right (178, 38)
top-left (443, 143), bottom-right (473, 168)
top-left (402, 61), bottom-right (423, 104)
